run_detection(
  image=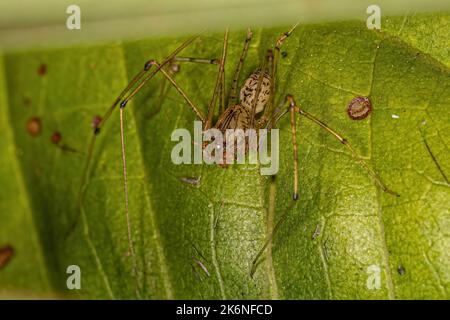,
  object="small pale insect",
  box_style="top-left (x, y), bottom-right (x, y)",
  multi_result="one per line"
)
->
top-left (312, 224), bottom-right (321, 240)
top-left (192, 256), bottom-right (210, 277)
top-left (180, 176), bottom-right (201, 186)
top-left (397, 265), bottom-right (406, 276)
top-left (347, 96), bottom-right (372, 120)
